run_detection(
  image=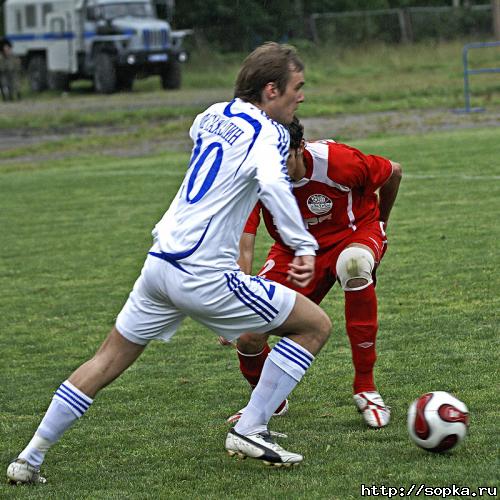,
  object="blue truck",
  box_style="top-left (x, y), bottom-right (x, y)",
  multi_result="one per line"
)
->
top-left (3, 0), bottom-right (190, 93)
